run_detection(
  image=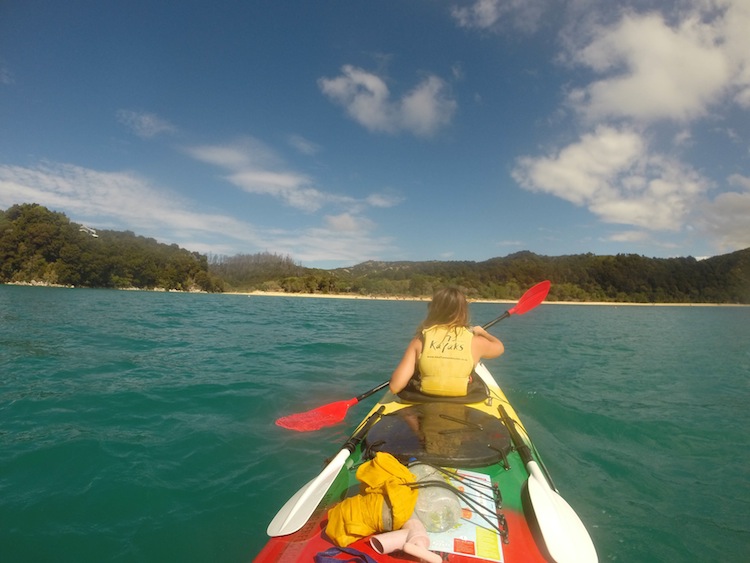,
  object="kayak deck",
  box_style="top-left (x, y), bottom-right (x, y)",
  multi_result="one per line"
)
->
top-left (256, 364), bottom-right (561, 562)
